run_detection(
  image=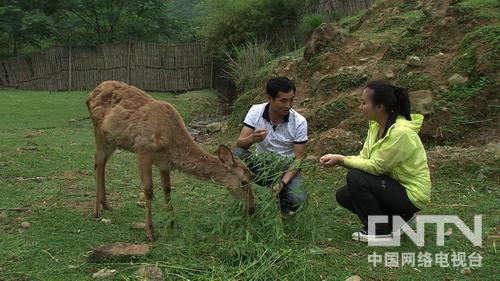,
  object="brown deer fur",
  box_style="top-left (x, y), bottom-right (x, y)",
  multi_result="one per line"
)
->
top-left (86, 80), bottom-right (254, 240)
